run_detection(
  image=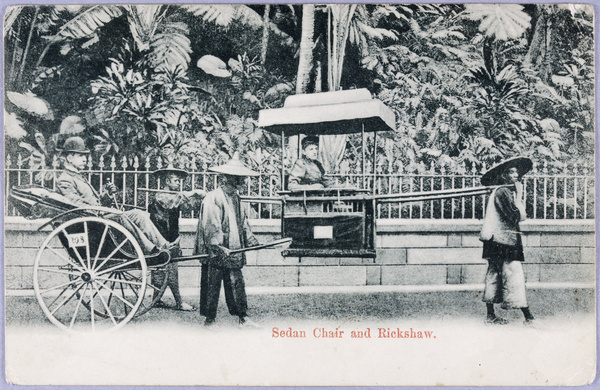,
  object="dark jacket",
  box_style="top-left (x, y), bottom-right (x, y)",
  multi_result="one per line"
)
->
top-left (56, 168), bottom-right (111, 206)
top-left (482, 187), bottom-right (524, 261)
